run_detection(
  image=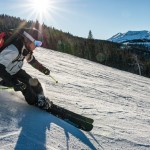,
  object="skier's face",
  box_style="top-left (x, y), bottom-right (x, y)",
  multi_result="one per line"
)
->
top-left (25, 42), bottom-right (36, 51)
top-left (29, 42), bottom-right (36, 51)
